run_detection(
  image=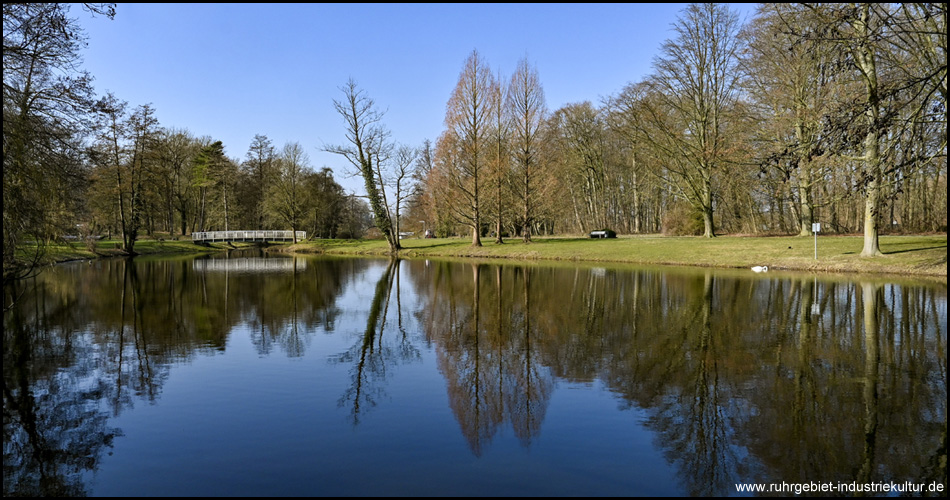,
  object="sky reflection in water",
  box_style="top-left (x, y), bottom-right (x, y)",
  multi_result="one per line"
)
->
top-left (3, 254), bottom-right (946, 496)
